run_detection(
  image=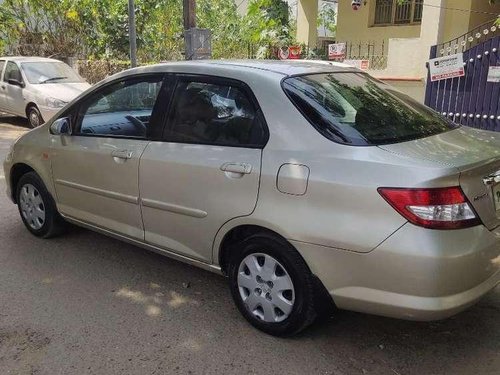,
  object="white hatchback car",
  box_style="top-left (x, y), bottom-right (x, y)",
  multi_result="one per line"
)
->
top-left (0, 56), bottom-right (90, 127)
